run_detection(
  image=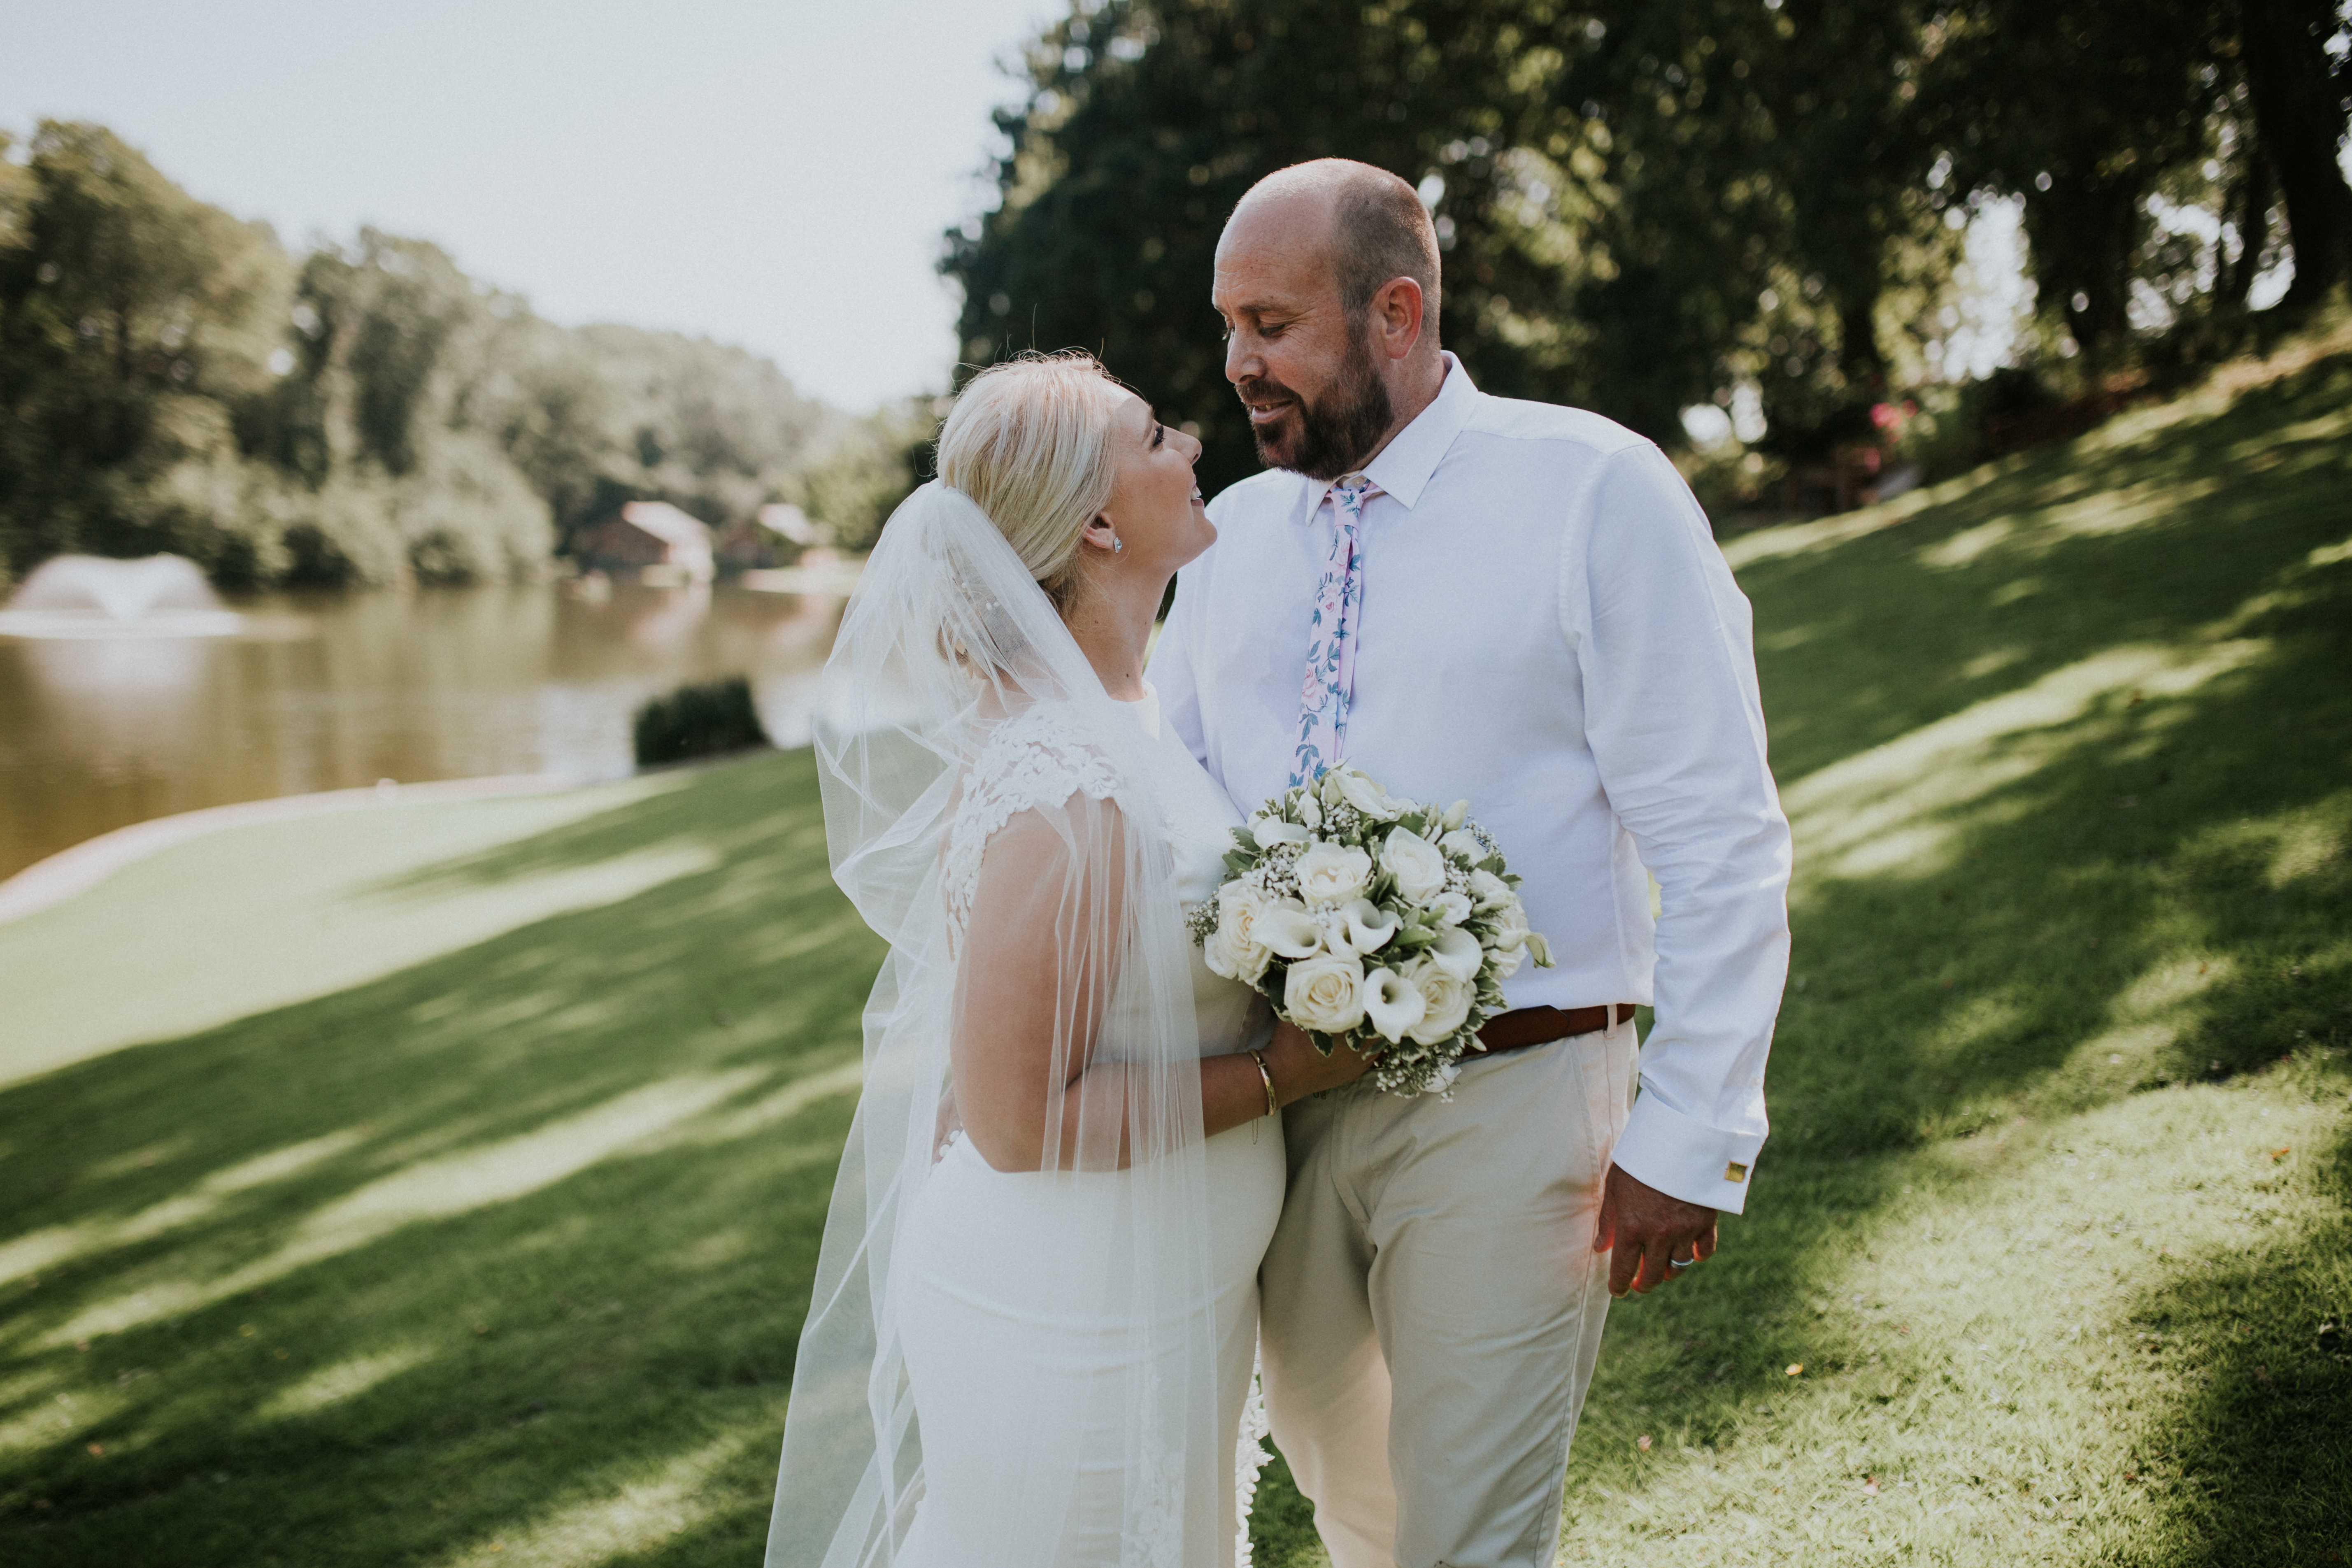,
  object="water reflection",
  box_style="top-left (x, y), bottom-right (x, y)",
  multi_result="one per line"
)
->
top-left (0, 581), bottom-right (844, 880)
